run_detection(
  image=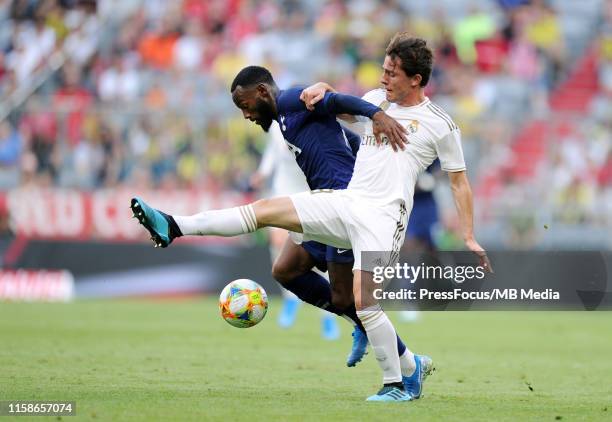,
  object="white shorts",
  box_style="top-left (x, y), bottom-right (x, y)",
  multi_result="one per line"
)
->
top-left (289, 189), bottom-right (410, 271)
